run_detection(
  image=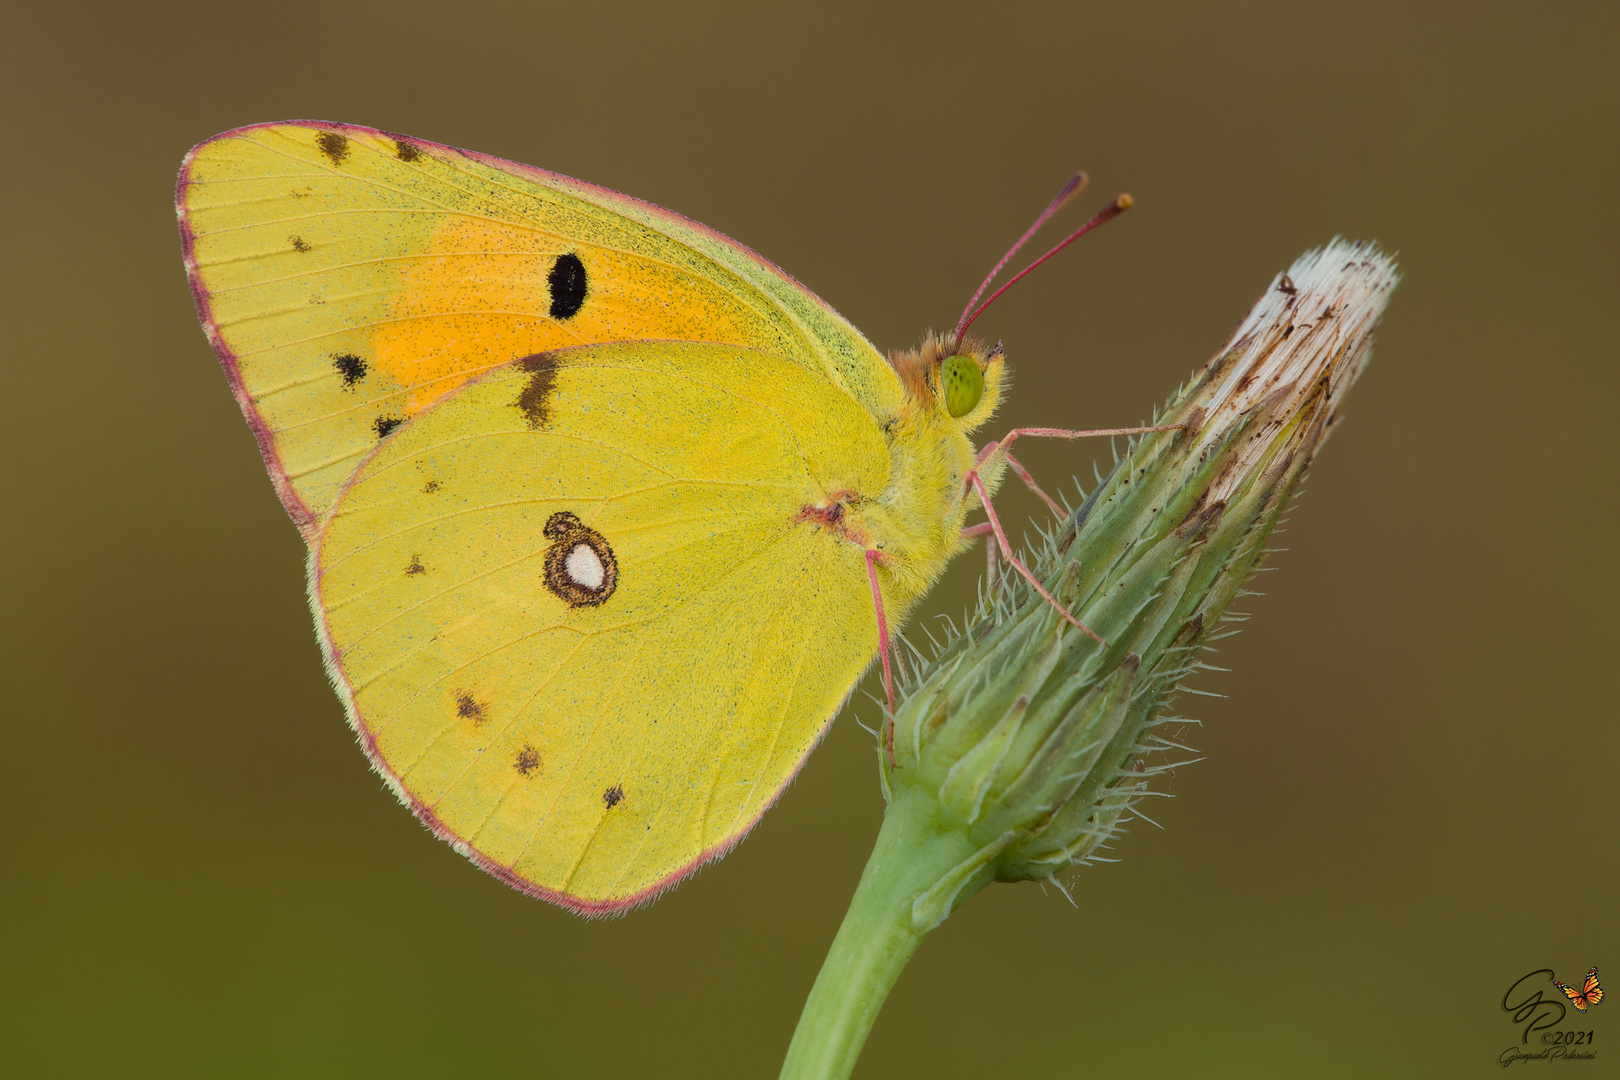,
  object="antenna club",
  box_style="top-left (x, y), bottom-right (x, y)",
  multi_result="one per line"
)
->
top-left (1116, 193), bottom-right (1134, 210)
top-left (1055, 172), bottom-right (1090, 210)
